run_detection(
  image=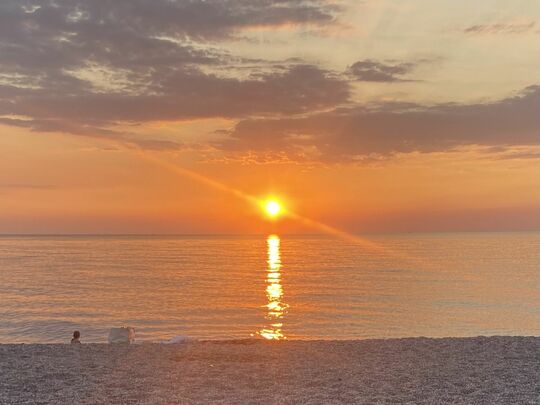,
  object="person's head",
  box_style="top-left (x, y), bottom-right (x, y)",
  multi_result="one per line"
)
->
top-left (73, 330), bottom-right (80, 339)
